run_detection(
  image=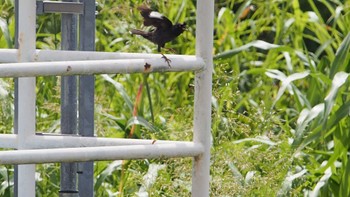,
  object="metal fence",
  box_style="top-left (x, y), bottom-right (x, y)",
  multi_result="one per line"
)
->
top-left (0, 0), bottom-right (214, 196)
